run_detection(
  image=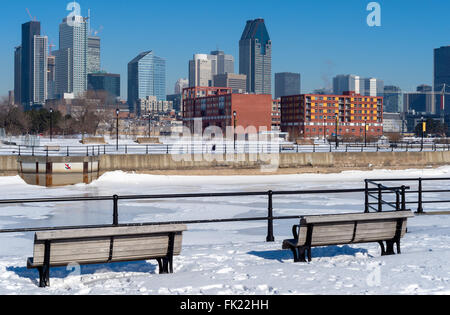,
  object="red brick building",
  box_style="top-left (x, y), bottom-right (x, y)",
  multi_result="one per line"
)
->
top-left (182, 87), bottom-right (272, 134)
top-left (281, 92), bottom-right (383, 139)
